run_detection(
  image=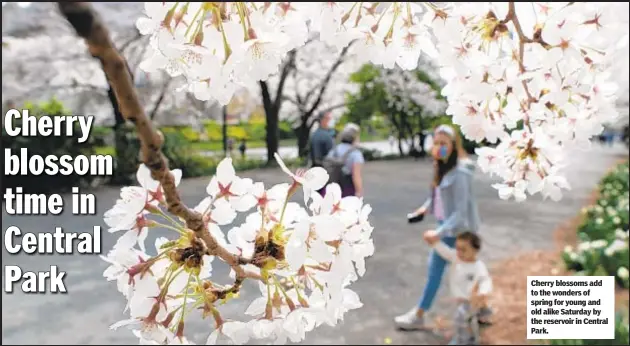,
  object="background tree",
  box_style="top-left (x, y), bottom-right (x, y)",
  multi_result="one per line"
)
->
top-left (344, 62), bottom-right (447, 156)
